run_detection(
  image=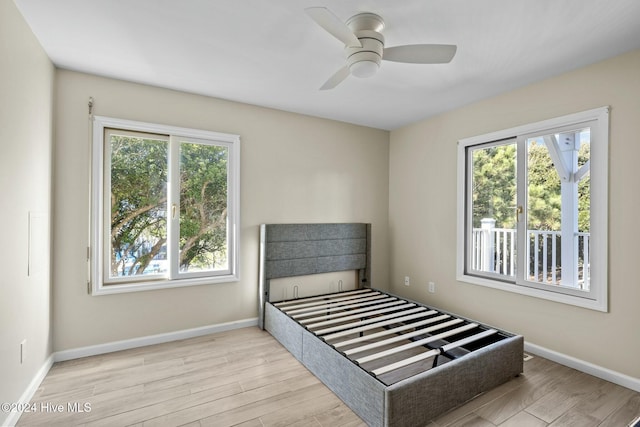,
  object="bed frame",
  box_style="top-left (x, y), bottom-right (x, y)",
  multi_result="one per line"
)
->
top-left (258, 223), bottom-right (523, 427)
